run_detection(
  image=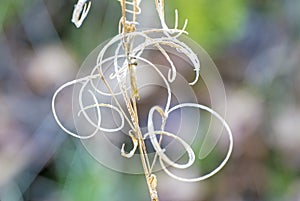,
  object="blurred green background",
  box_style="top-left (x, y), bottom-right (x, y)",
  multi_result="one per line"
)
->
top-left (1, 0), bottom-right (300, 200)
